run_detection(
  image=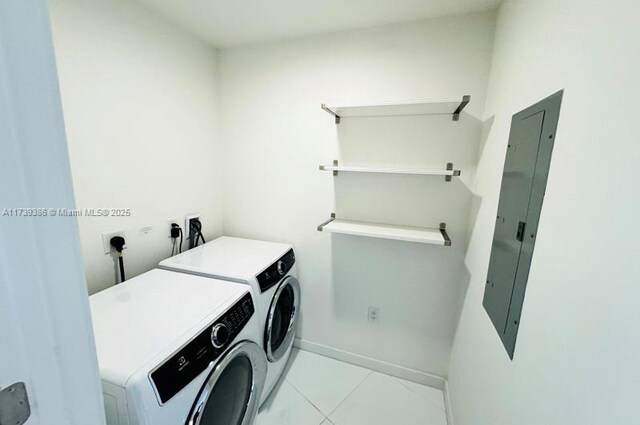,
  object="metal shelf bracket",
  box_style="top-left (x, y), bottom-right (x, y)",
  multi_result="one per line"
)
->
top-left (452, 95), bottom-right (471, 121)
top-left (318, 160), bottom-right (339, 175)
top-left (445, 162), bottom-right (461, 182)
top-left (439, 223), bottom-right (452, 246)
top-left (317, 213), bottom-right (336, 231)
top-left (321, 104), bottom-right (341, 124)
